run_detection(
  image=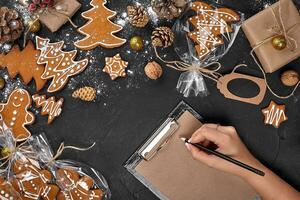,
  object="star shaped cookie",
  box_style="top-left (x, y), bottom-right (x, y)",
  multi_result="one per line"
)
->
top-left (261, 101), bottom-right (288, 128)
top-left (103, 54), bottom-right (128, 80)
